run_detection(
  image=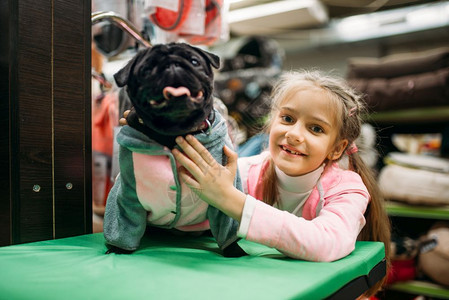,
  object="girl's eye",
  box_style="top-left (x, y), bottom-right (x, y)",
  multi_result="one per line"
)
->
top-left (310, 125), bottom-right (324, 134)
top-left (281, 115), bottom-right (294, 123)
